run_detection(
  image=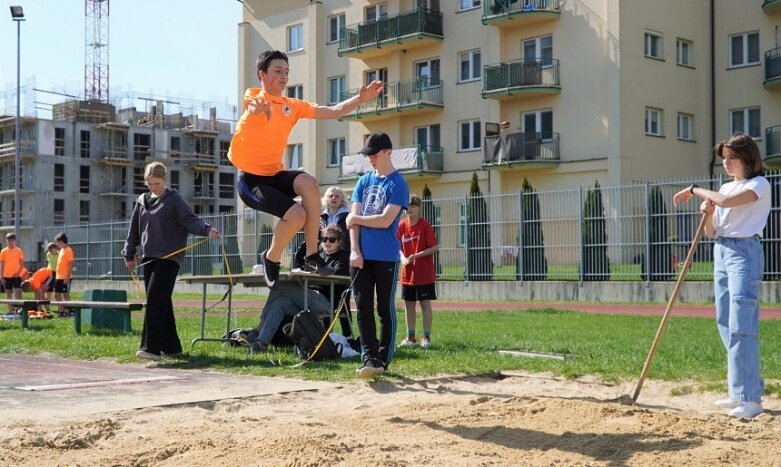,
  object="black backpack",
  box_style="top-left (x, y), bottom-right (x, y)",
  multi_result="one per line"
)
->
top-left (283, 309), bottom-right (341, 361)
